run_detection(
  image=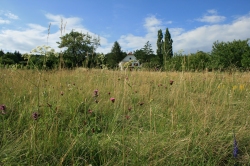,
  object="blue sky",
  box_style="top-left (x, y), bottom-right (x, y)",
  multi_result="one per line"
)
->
top-left (0, 0), bottom-right (250, 54)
